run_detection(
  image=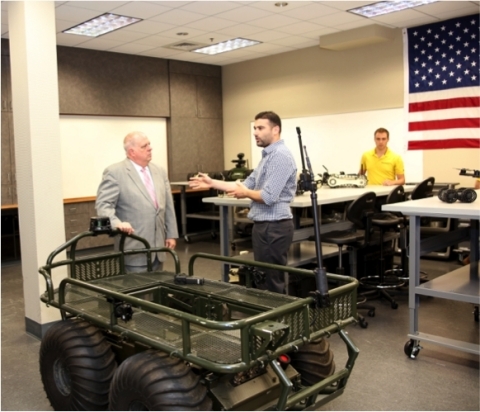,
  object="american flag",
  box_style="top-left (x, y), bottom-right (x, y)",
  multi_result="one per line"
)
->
top-left (404, 14), bottom-right (480, 150)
